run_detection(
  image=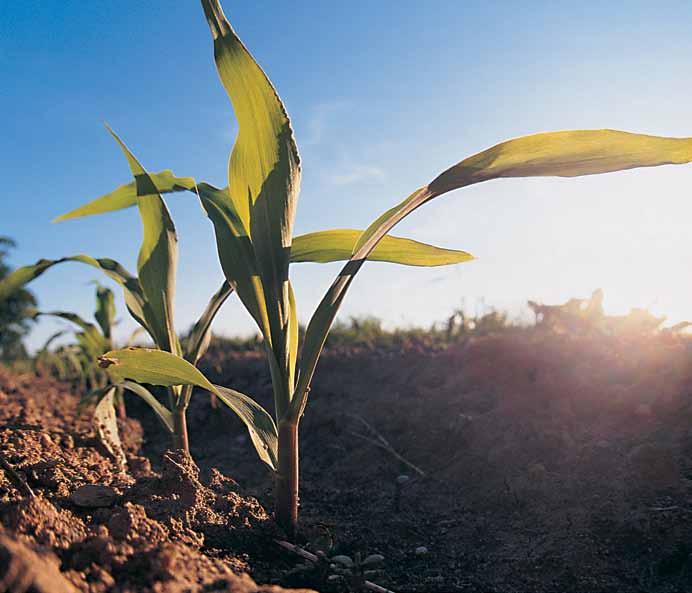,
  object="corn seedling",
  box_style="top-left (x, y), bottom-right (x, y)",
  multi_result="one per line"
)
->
top-left (6, 0), bottom-right (692, 536)
top-left (0, 170), bottom-right (237, 453)
top-left (277, 540), bottom-right (393, 593)
top-left (31, 284), bottom-right (115, 389)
